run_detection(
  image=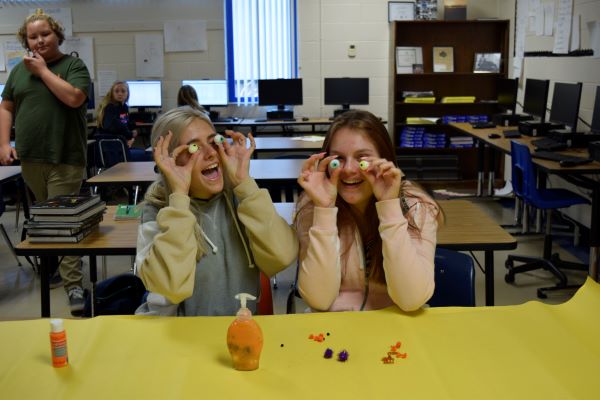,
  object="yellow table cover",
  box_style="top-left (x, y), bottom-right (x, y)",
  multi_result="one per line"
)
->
top-left (1, 278), bottom-right (600, 399)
